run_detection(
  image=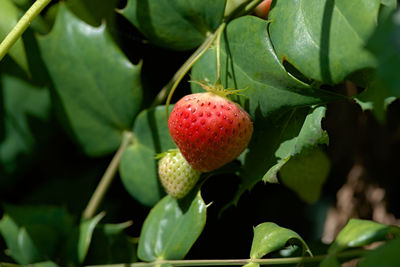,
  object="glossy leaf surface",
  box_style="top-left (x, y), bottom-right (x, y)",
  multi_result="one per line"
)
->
top-left (191, 16), bottom-right (340, 204)
top-left (0, 0), bottom-right (29, 73)
top-left (39, 4), bottom-right (142, 156)
top-left (329, 219), bottom-right (400, 253)
top-left (268, 0), bottom-right (378, 84)
top-left (122, 0), bottom-right (226, 50)
top-left (138, 193), bottom-right (207, 261)
top-left (248, 222), bottom-right (311, 261)
top-left (192, 16), bottom-right (342, 118)
top-left (77, 213), bottom-right (104, 263)
top-left (120, 106), bottom-right (176, 206)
